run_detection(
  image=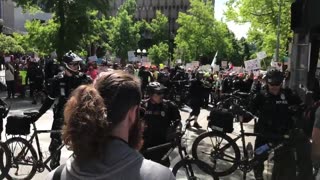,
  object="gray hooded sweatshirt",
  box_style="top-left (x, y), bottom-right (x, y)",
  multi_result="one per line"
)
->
top-left (47, 139), bottom-right (175, 180)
